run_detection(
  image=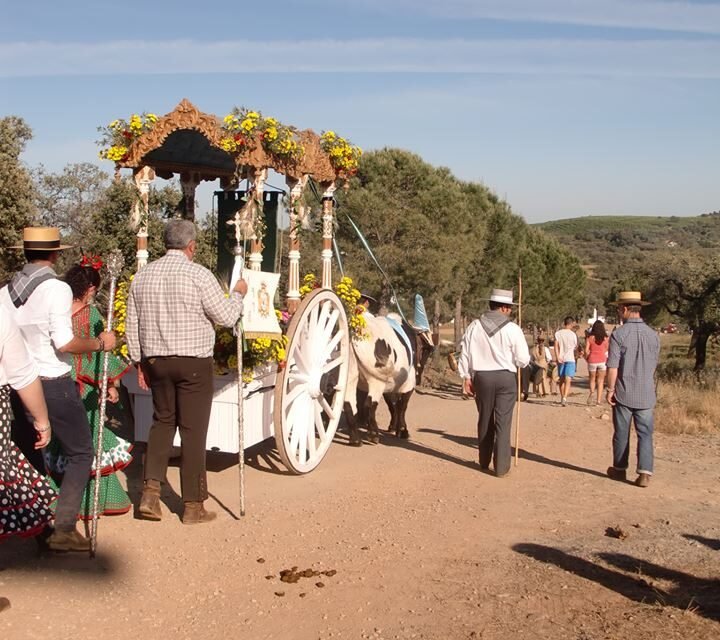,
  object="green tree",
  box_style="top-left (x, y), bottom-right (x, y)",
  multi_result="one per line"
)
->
top-left (519, 227), bottom-right (586, 326)
top-left (334, 149), bottom-right (479, 322)
top-left (0, 116), bottom-right (37, 284)
top-left (646, 254), bottom-right (720, 371)
top-left (82, 179), bottom-right (170, 278)
top-left (34, 162), bottom-right (109, 237)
